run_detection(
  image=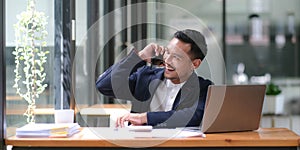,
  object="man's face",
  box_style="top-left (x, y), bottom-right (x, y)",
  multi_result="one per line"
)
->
top-left (163, 38), bottom-right (196, 84)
